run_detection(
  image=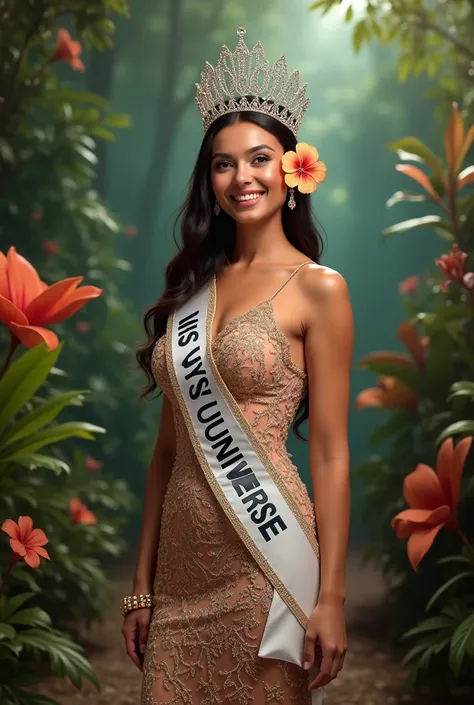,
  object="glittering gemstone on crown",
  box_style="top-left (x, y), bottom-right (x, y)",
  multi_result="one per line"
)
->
top-left (195, 28), bottom-right (310, 139)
